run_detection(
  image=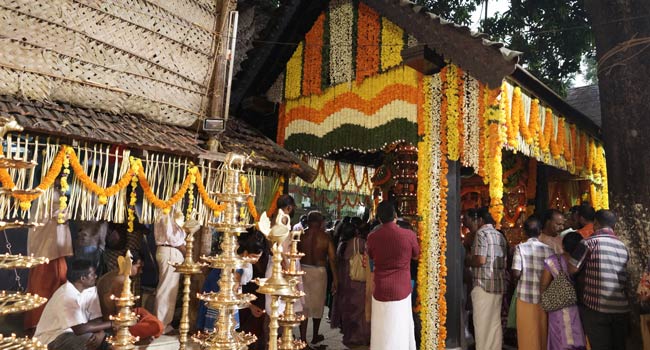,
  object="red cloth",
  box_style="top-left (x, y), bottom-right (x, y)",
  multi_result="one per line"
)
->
top-left (24, 257), bottom-right (67, 330)
top-left (130, 307), bottom-right (164, 338)
top-left (366, 222), bottom-right (420, 302)
top-left (578, 223), bottom-right (595, 238)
